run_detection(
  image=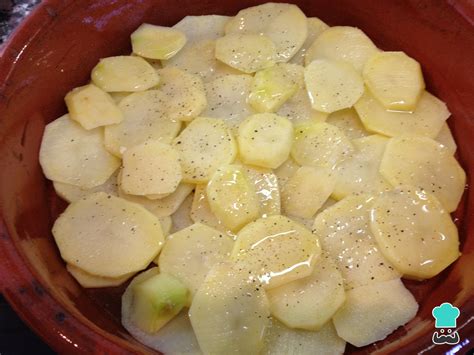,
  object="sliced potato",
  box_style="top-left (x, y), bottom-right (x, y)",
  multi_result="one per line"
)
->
top-left (173, 15), bottom-right (230, 43)
top-left (91, 56), bottom-right (159, 92)
top-left (277, 87), bottom-right (328, 125)
top-left (39, 115), bottom-right (120, 188)
top-left (243, 165), bottom-right (281, 217)
top-left (109, 91), bottom-right (130, 104)
top-left (290, 17), bottom-right (329, 66)
top-left (435, 123), bottom-right (457, 155)
top-left (274, 157), bottom-right (301, 188)
top-left (159, 216), bottom-right (172, 237)
top-left (363, 51), bottom-right (425, 111)
top-left (288, 197), bottom-right (338, 230)
top-left (171, 193), bottom-right (194, 233)
top-left (305, 59), bottom-right (364, 113)
top-left (131, 24), bottom-right (186, 60)
top-left (326, 108), bottom-right (369, 140)
top-left (379, 135), bottom-right (465, 212)
top-left (172, 117), bottom-right (237, 183)
top-left (53, 192), bottom-right (164, 277)
top-left (67, 264), bottom-right (132, 288)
